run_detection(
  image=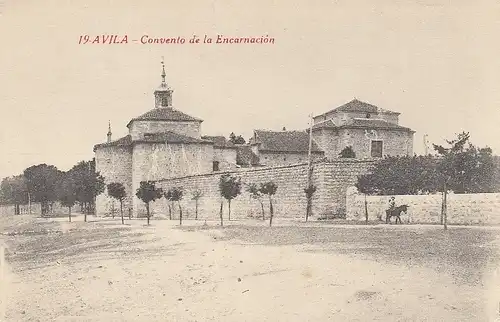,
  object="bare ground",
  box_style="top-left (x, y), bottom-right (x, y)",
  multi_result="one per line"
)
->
top-left (1, 215), bottom-right (500, 321)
